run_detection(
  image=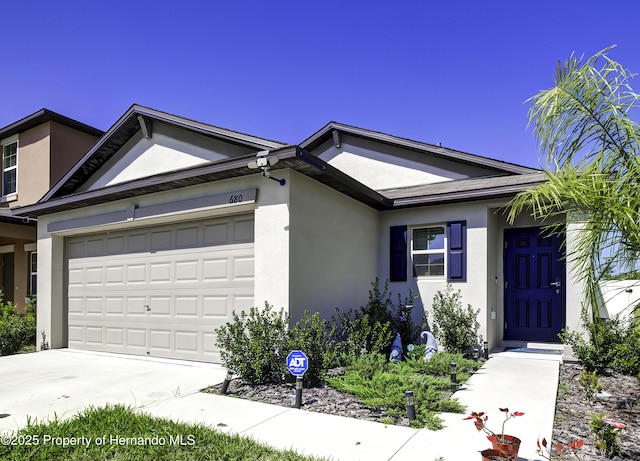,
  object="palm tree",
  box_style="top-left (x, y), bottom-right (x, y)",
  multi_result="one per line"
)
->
top-left (507, 46), bottom-right (640, 322)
